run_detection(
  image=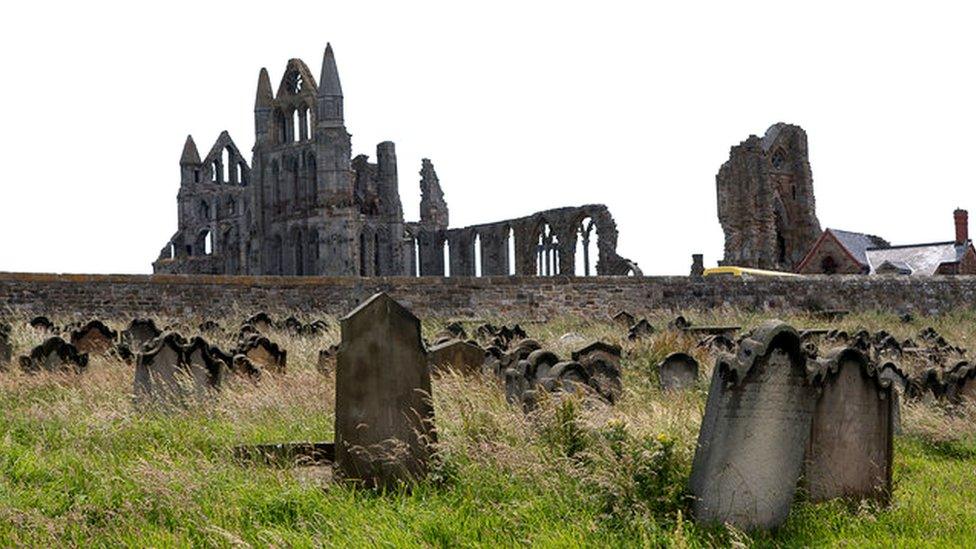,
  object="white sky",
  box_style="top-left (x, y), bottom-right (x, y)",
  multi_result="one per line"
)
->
top-left (1, 1), bottom-right (974, 275)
